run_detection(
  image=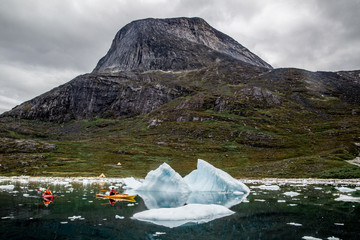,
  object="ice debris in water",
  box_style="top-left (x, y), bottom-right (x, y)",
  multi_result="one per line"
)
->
top-left (68, 216), bottom-right (84, 221)
top-left (334, 194), bottom-right (360, 203)
top-left (335, 186), bottom-right (356, 192)
top-left (0, 185), bottom-right (15, 191)
top-left (287, 222), bottom-right (302, 226)
top-left (251, 185), bottom-right (280, 191)
top-left (302, 236), bottom-right (322, 240)
top-left (132, 204), bottom-right (235, 228)
top-left (115, 215), bottom-right (125, 219)
top-left (283, 191), bottom-right (300, 197)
